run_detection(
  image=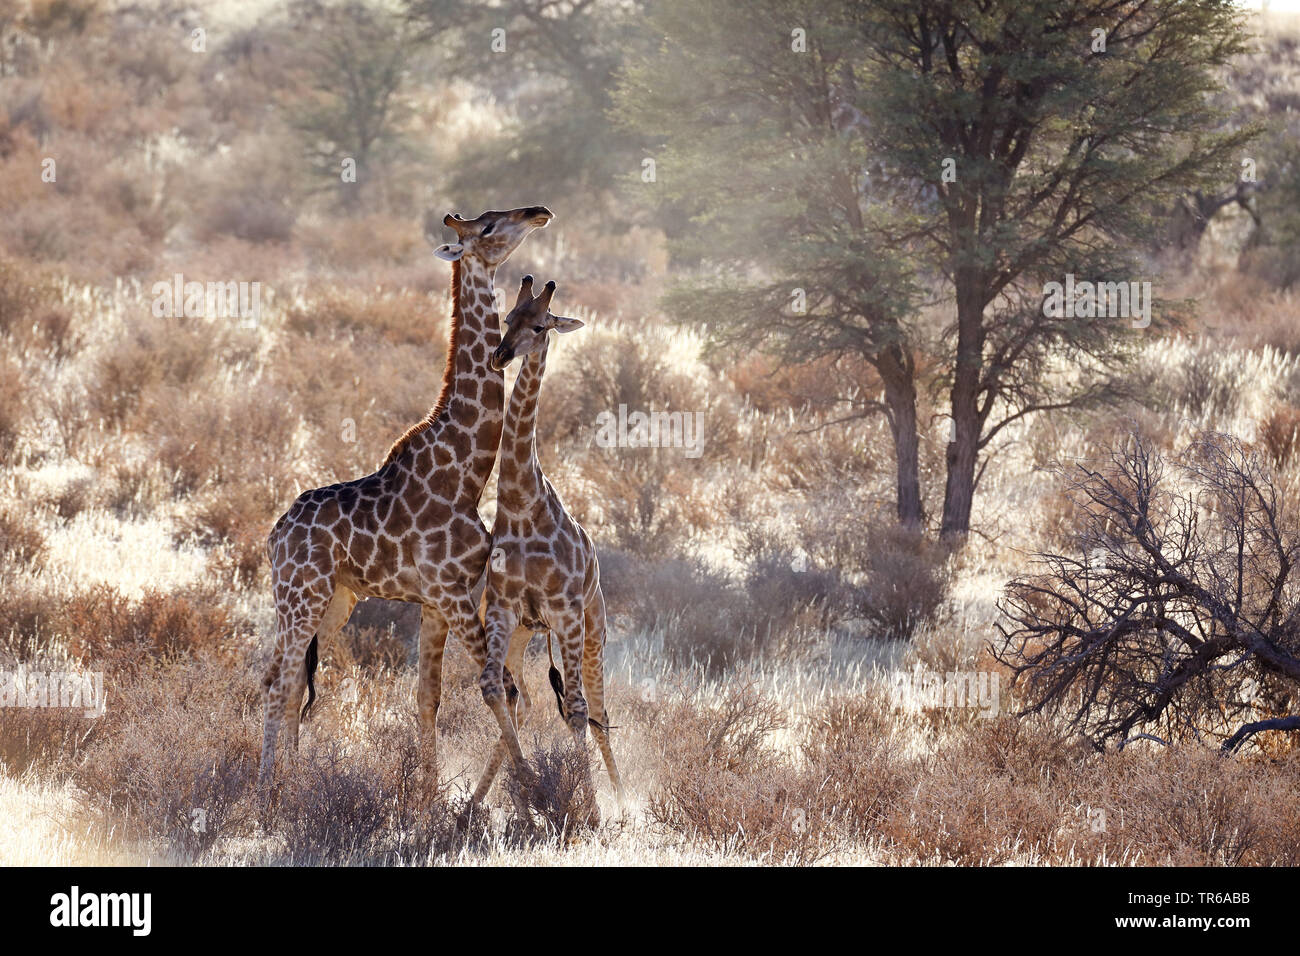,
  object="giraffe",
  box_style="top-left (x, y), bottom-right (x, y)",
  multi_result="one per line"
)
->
top-left (469, 276), bottom-right (624, 811)
top-left (259, 205), bottom-right (553, 786)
